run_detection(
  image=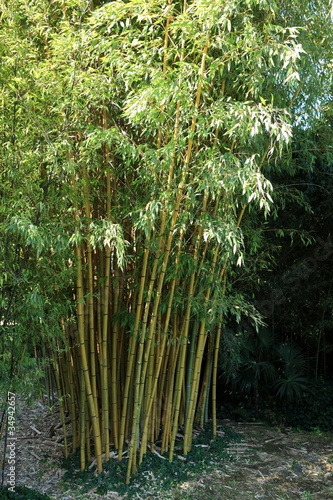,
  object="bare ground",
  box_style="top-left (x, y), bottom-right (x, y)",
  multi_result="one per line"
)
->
top-left (1, 397), bottom-right (333, 499)
top-left (177, 421), bottom-right (333, 500)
